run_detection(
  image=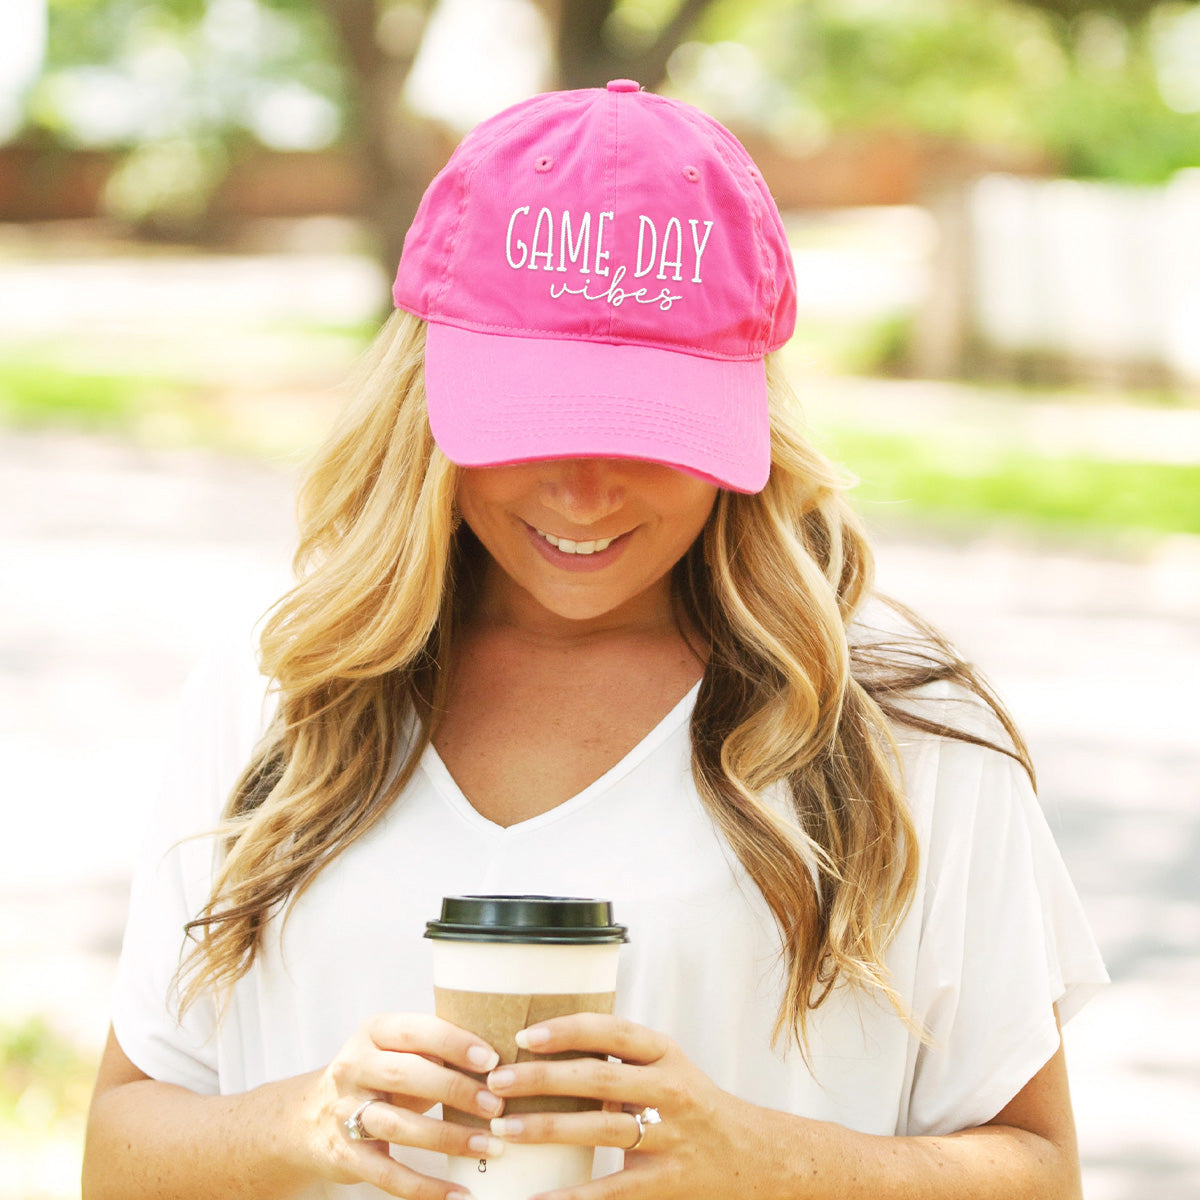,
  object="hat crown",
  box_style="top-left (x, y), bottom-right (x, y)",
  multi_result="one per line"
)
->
top-left (393, 85), bottom-right (796, 362)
